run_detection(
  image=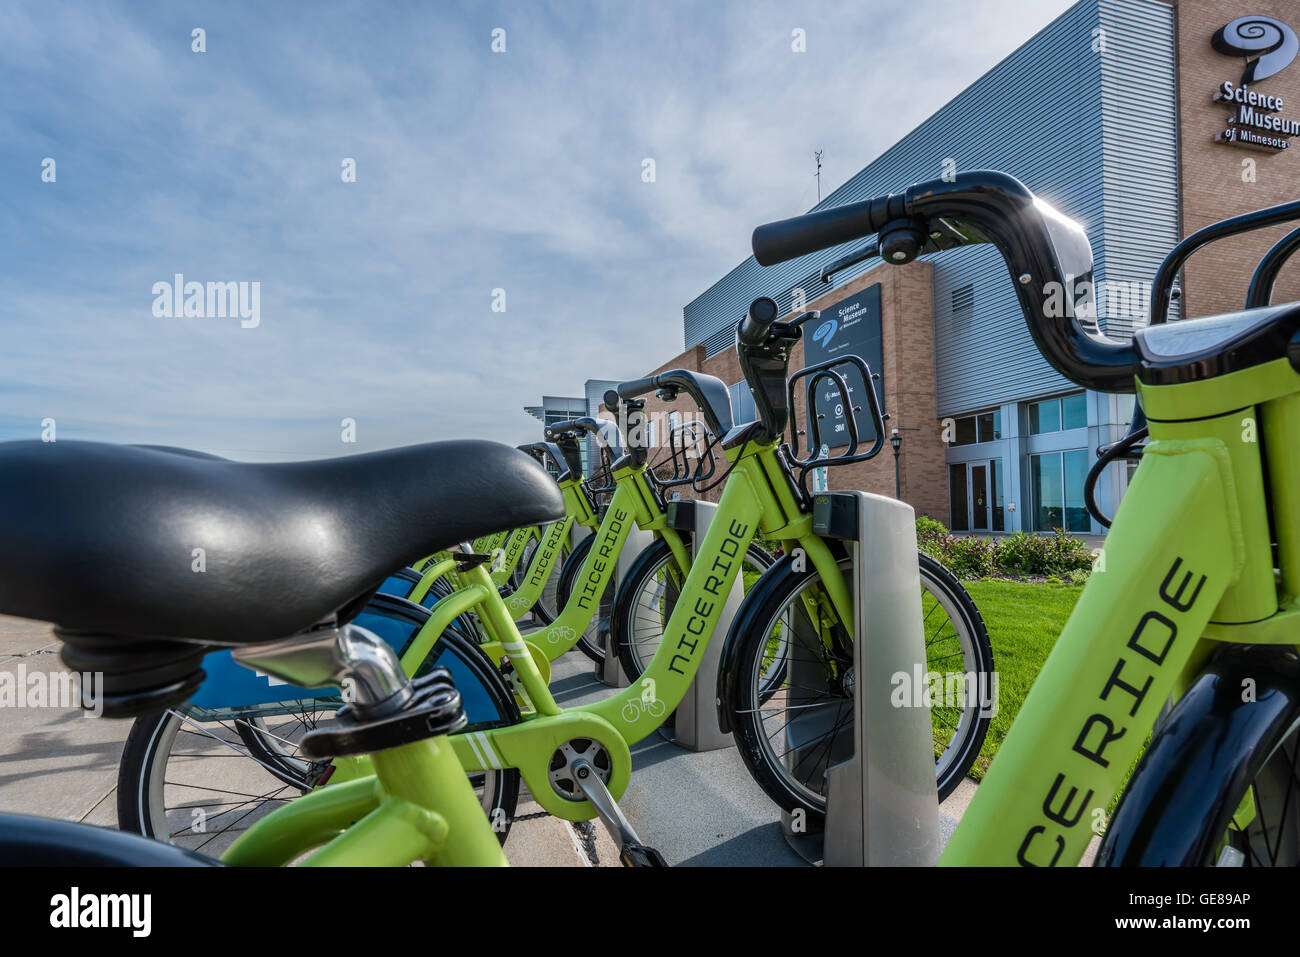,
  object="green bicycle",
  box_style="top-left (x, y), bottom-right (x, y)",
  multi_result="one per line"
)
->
top-left (746, 167), bottom-right (1300, 866)
top-left (116, 351), bottom-right (993, 853)
top-left (0, 439), bottom-right (566, 866)
top-left (107, 412), bottom-right (738, 846)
